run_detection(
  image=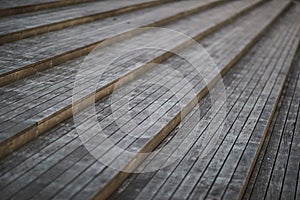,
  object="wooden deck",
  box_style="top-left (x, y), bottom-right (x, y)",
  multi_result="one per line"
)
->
top-left (0, 0), bottom-right (299, 199)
